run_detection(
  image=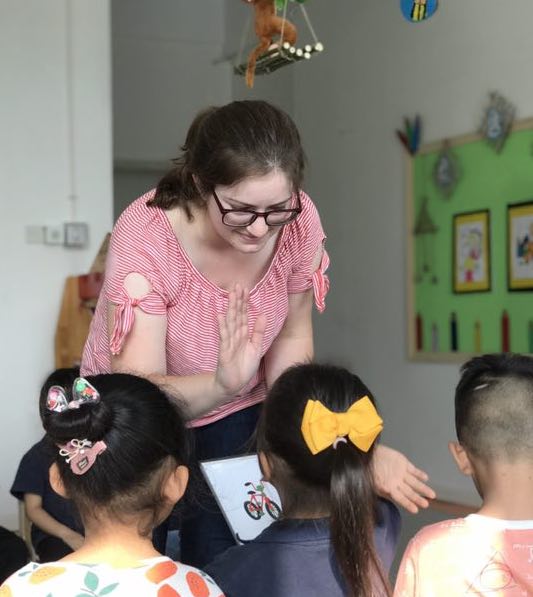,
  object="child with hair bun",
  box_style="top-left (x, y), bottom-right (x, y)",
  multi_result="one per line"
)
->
top-left (206, 363), bottom-right (400, 597)
top-left (1, 372), bottom-right (223, 597)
